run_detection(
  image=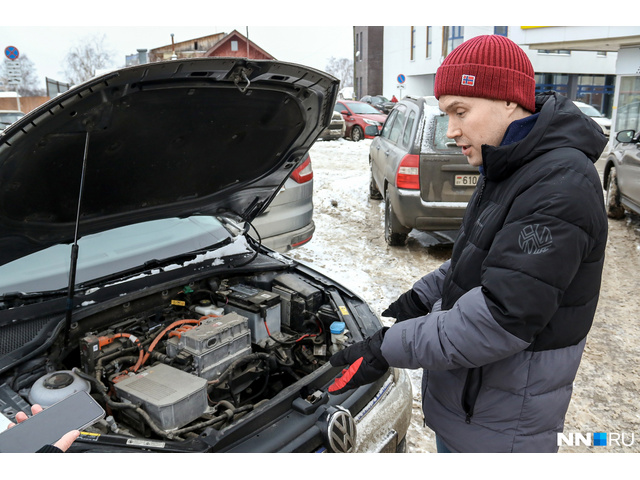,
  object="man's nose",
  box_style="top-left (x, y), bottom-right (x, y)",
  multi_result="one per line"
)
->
top-left (446, 120), bottom-right (461, 139)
